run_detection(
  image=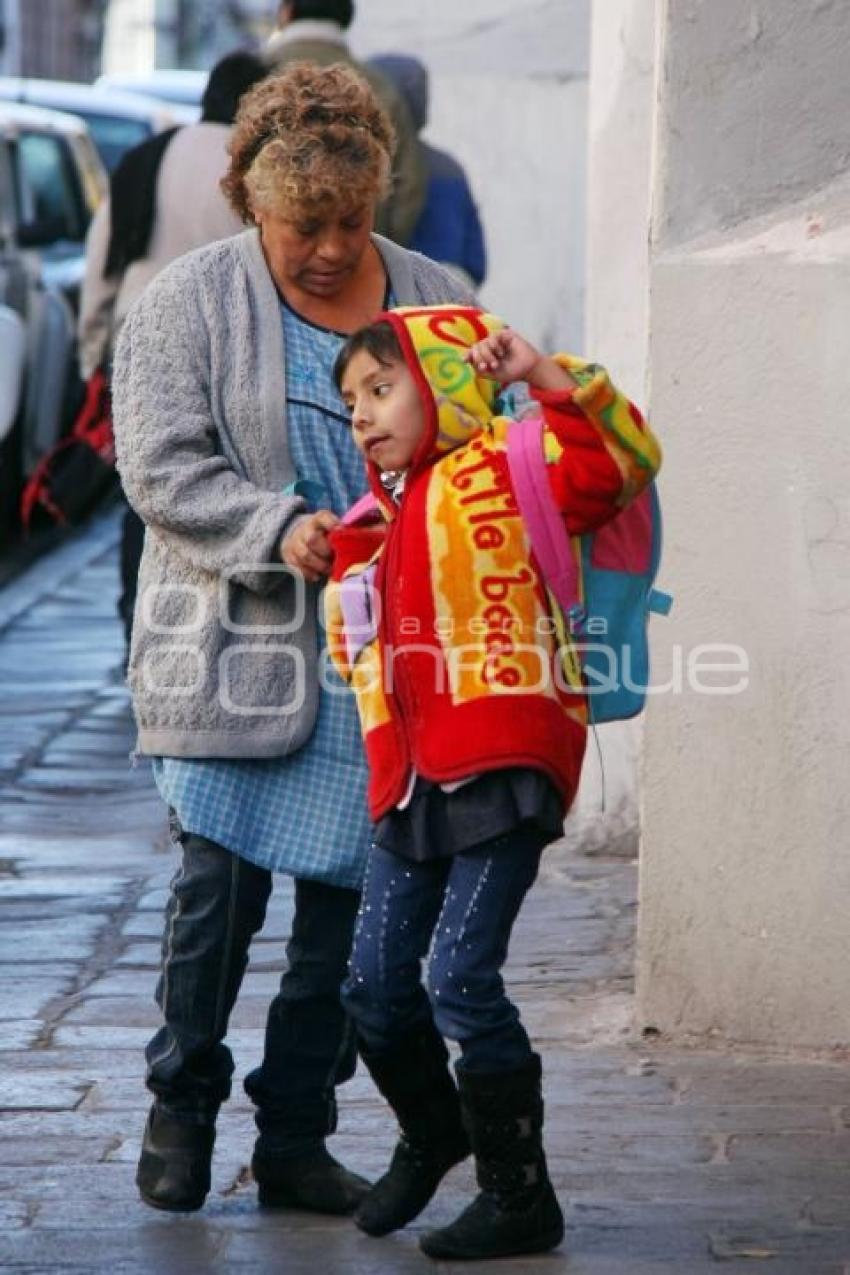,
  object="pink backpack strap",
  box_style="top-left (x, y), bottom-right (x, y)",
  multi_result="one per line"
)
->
top-left (506, 417), bottom-right (582, 620)
top-left (341, 492), bottom-right (380, 526)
